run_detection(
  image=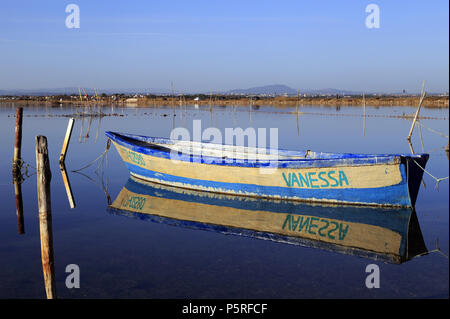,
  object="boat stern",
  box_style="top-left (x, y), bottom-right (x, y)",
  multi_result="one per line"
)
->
top-left (403, 154), bottom-right (429, 207)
